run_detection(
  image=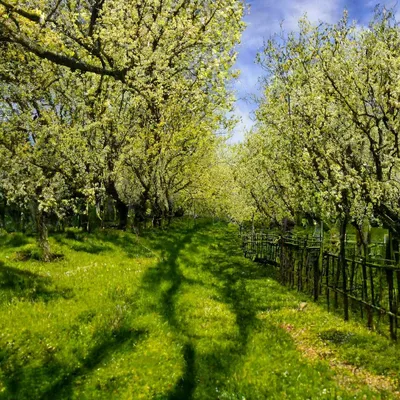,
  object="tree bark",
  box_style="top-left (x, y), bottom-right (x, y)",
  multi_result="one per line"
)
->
top-left (0, 197), bottom-right (5, 229)
top-left (115, 198), bottom-right (129, 230)
top-left (106, 181), bottom-right (129, 230)
top-left (36, 209), bottom-right (51, 262)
